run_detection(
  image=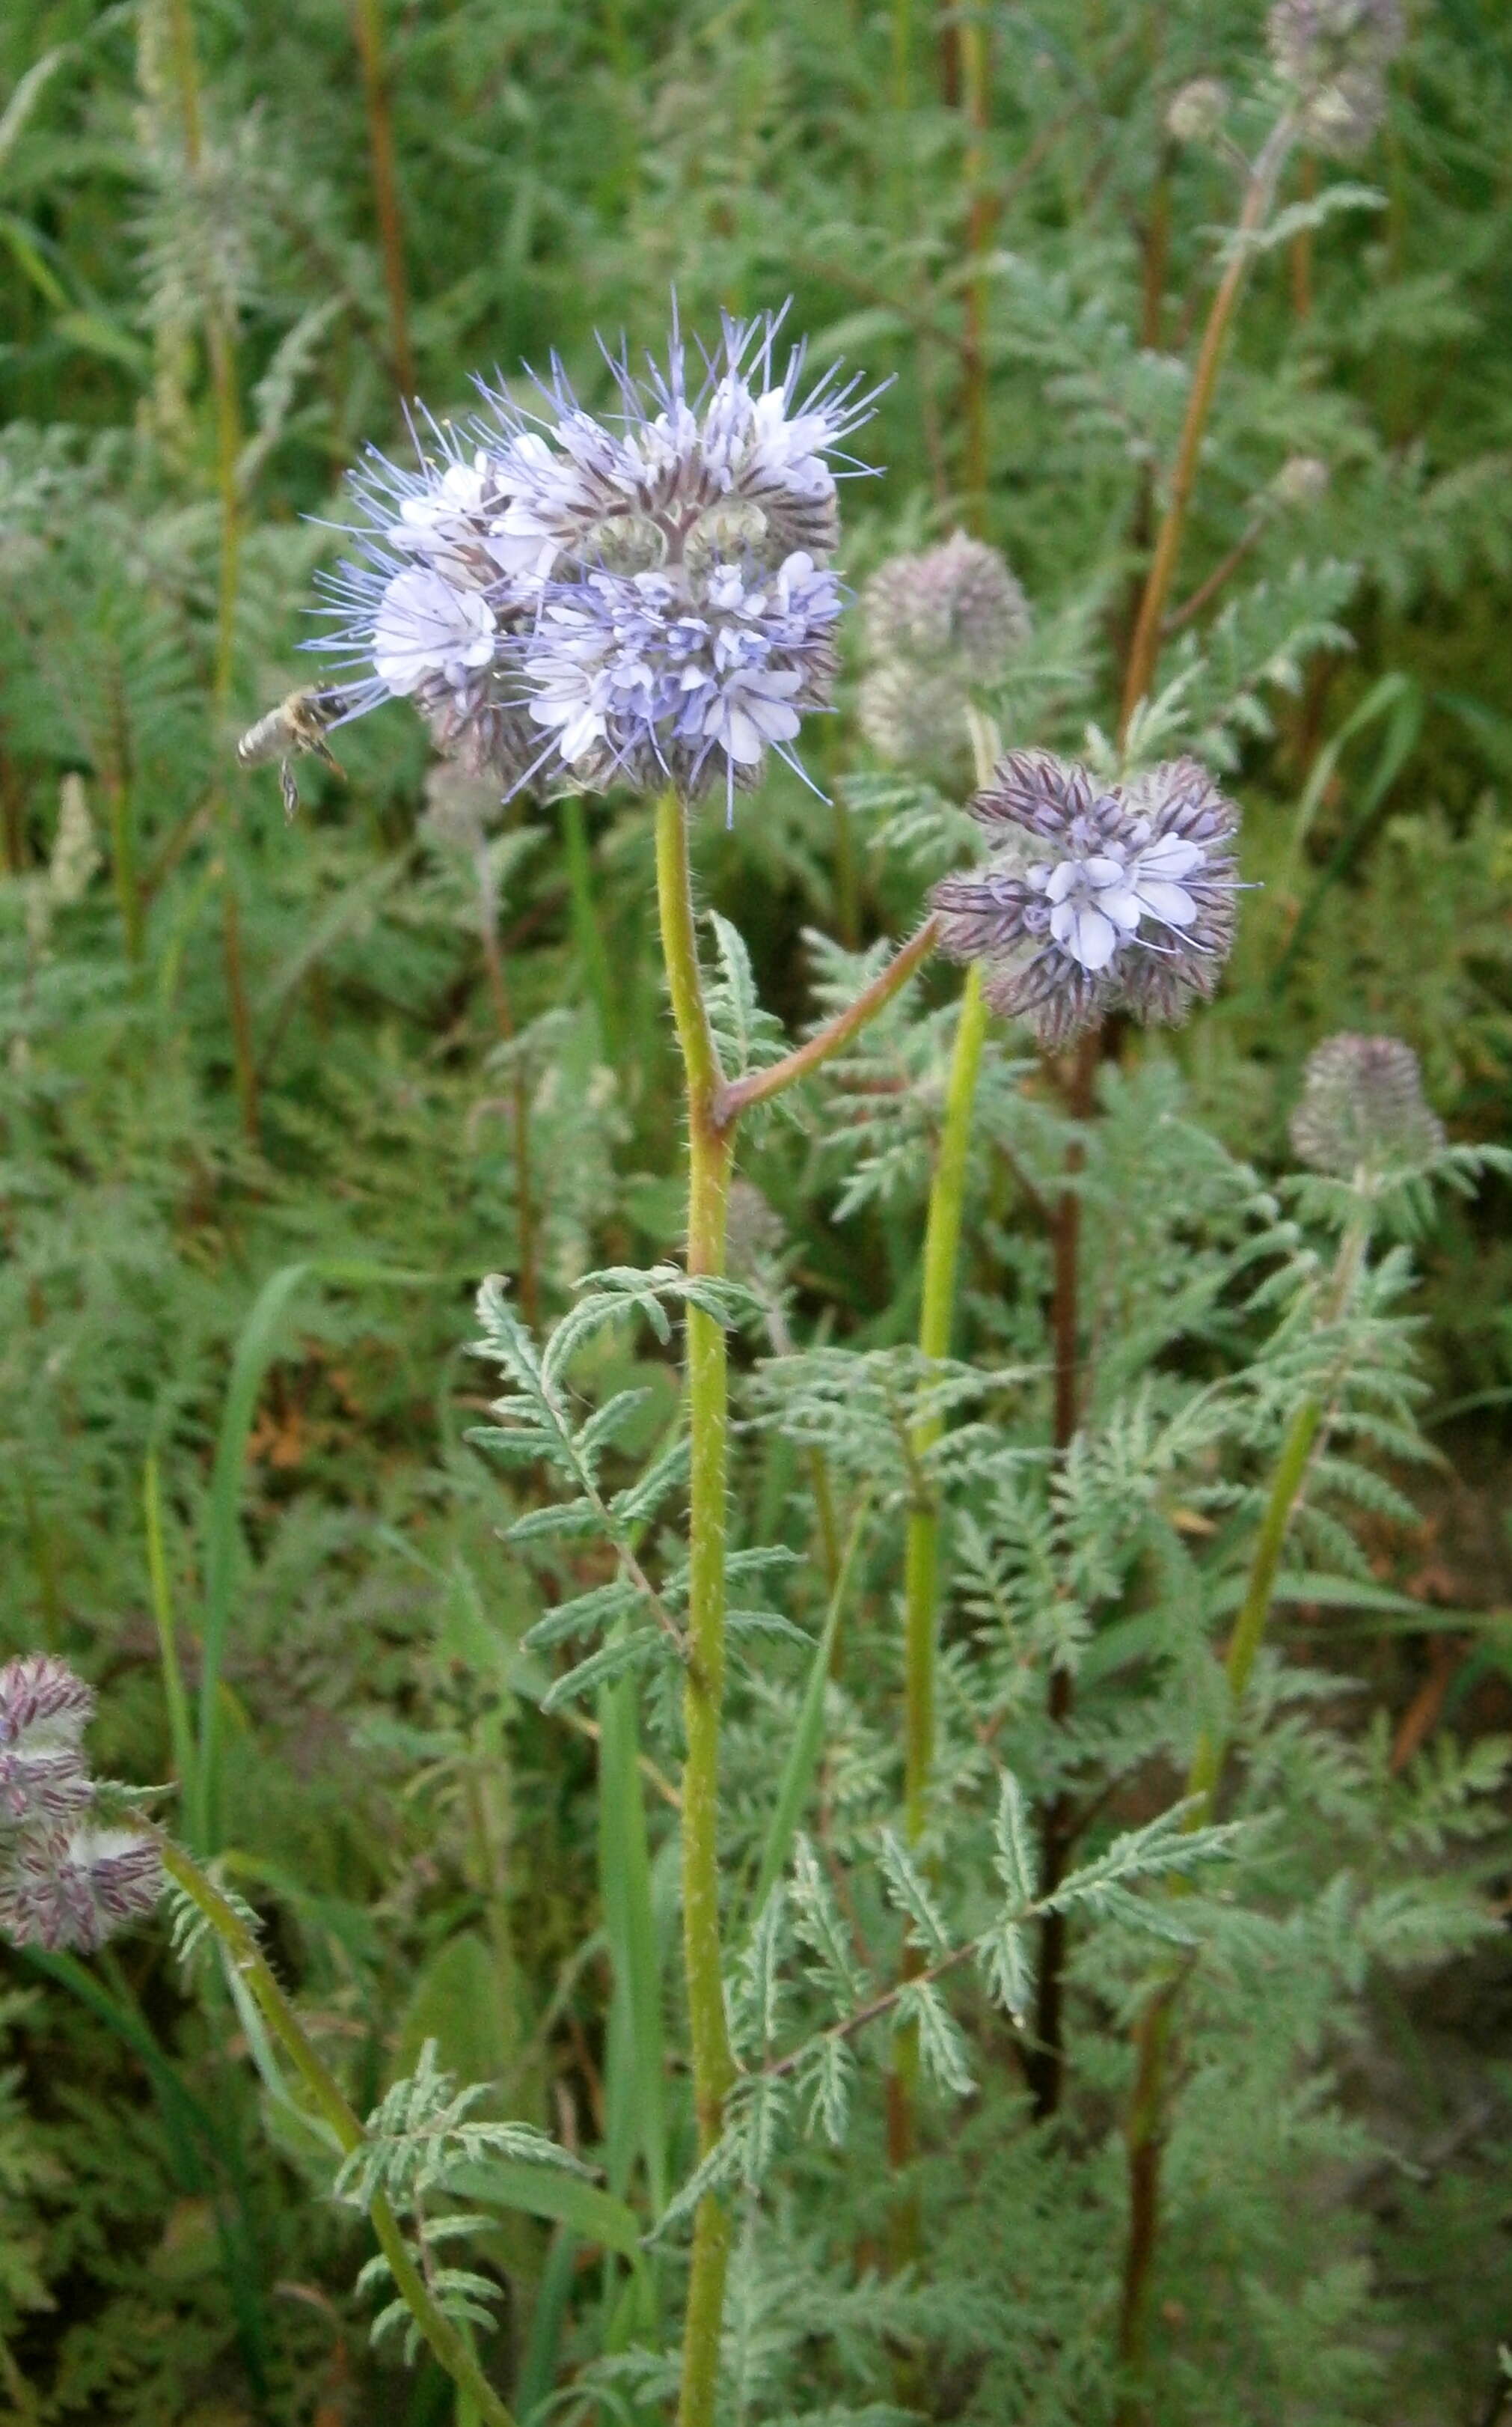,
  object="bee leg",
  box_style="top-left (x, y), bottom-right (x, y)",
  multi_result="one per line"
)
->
top-left (280, 760), bottom-right (301, 820)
